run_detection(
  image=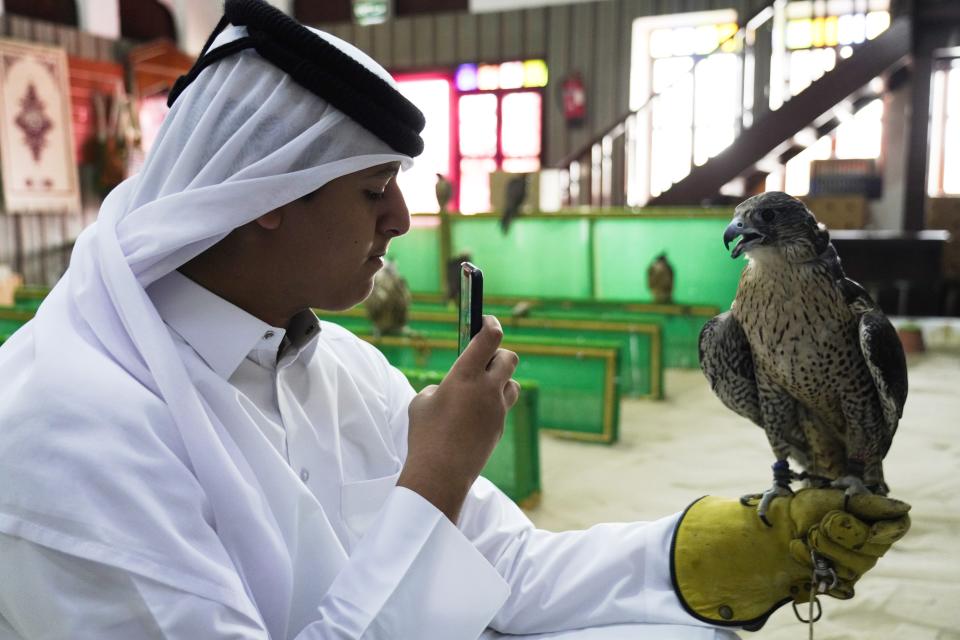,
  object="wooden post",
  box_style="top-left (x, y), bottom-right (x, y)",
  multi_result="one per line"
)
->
top-left (902, 22), bottom-right (931, 231)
